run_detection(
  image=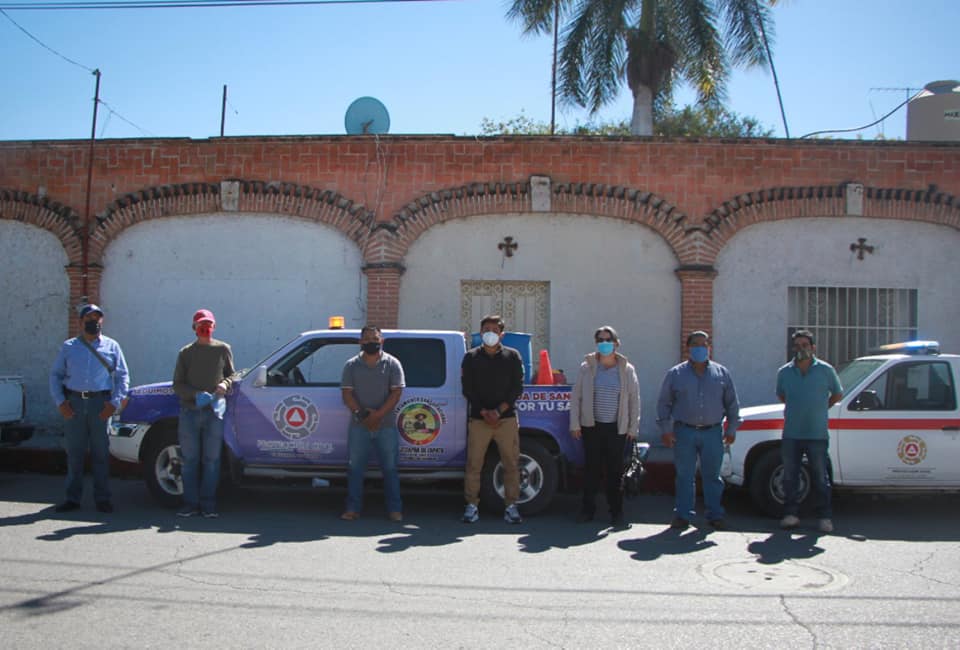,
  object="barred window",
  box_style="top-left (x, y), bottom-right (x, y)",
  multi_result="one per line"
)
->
top-left (787, 287), bottom-right (918, 365)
